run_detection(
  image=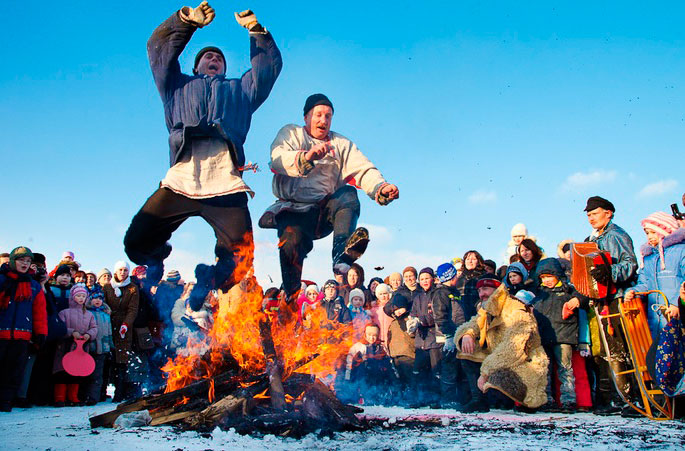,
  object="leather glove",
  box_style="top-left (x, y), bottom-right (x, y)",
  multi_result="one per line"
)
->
top-left (442, 337), bottom-right (456, 355)
top-left (590, 264), bottom-right (612, 286)
top-left (180, 1), bottom-right (215, 28)
top-left (234, 10), bottom-right (259, 30)
top-left (119, 324), bottom-right (128, 339)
